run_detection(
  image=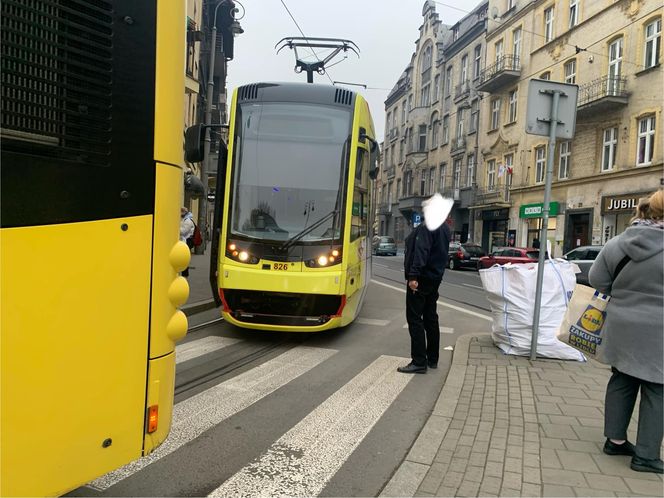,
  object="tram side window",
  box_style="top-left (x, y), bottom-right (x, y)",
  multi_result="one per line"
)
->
top-left (351, 148), bottom-right (370, 241)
